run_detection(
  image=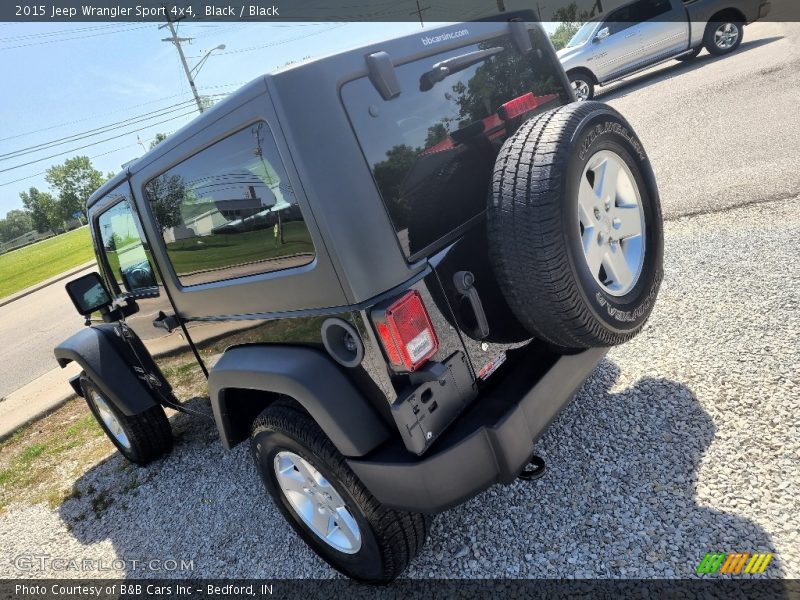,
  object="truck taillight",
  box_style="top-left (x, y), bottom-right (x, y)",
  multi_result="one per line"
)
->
top-left (375, 290), bottom-right (439, 372)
